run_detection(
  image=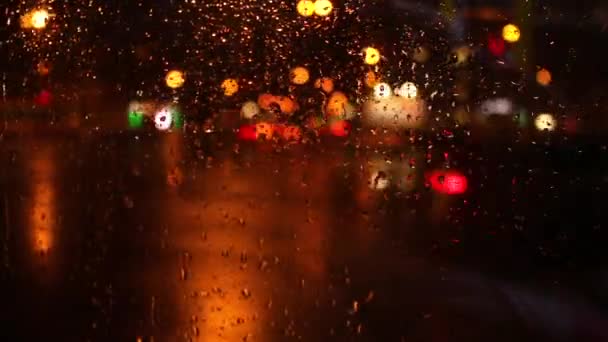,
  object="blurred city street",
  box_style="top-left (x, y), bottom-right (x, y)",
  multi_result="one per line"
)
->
top-left (1, 127), bottom-right (607, 341)
top-left (2, 0), bottom-right (608, 340)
